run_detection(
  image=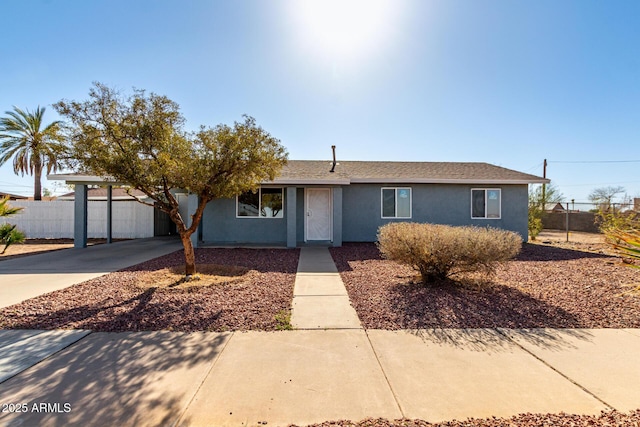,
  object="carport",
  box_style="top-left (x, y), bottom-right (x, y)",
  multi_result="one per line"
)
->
top-left (47, 174), bottom-right (198, 249)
